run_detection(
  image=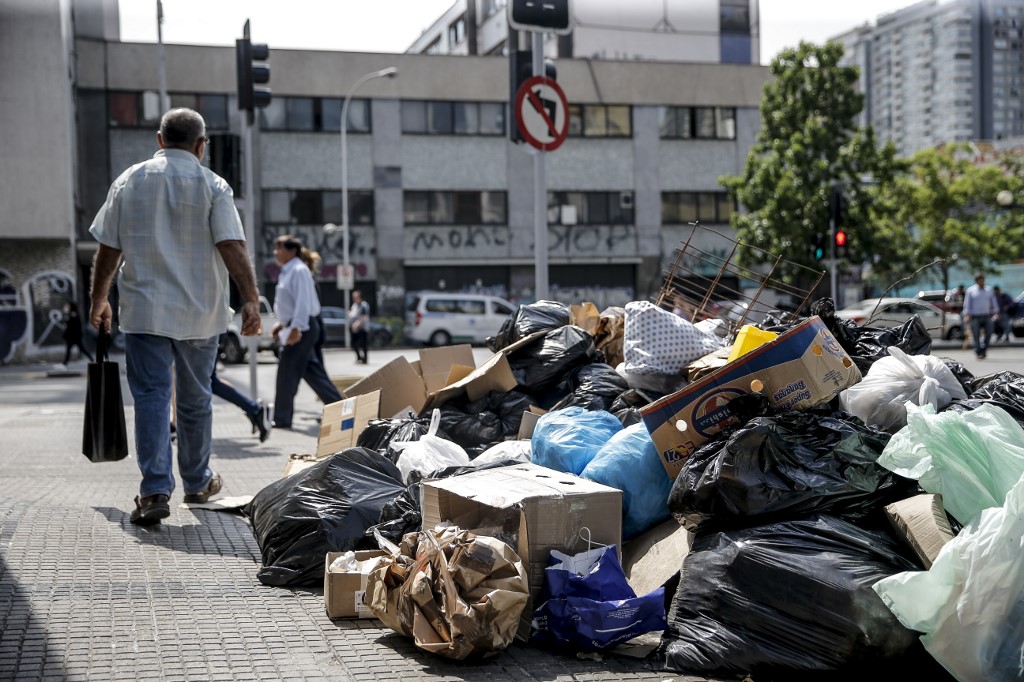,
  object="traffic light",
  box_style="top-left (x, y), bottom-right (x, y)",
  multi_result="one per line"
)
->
top-left (834, 229), bottom-right (849, 259)
top-left (236, 20), bottom-right (271, 122)
top-left (509, 0), bottom-right (572, 34)
top-left (813, 233), bottom-right (826, 261)
top-left (508, 47), bottom-right (557, 143)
